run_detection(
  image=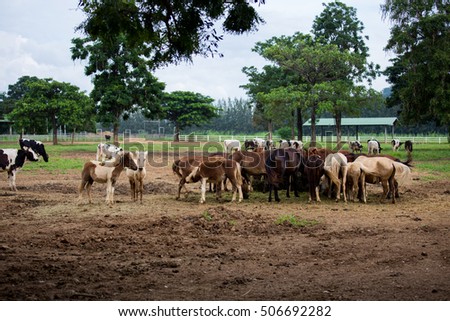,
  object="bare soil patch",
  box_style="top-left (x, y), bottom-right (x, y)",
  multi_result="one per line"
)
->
top-left (0, 152), bottom-right (449, 300)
